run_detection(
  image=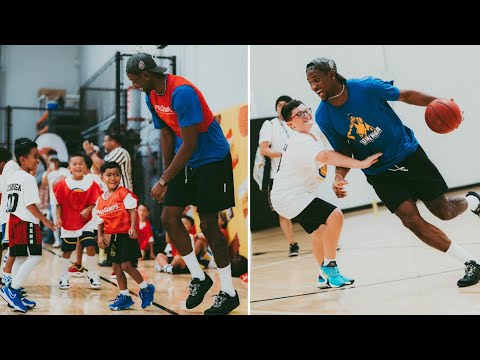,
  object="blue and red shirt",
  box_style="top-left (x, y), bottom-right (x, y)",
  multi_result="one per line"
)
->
top-left (146, 75), bottom-right (230, 167)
